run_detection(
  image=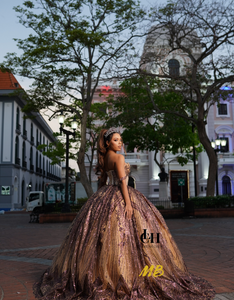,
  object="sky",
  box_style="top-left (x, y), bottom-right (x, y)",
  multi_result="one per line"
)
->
top-left (0, 1), bottom-right (34, 89)
top-left (0, 0), bottom-right (160, 87)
